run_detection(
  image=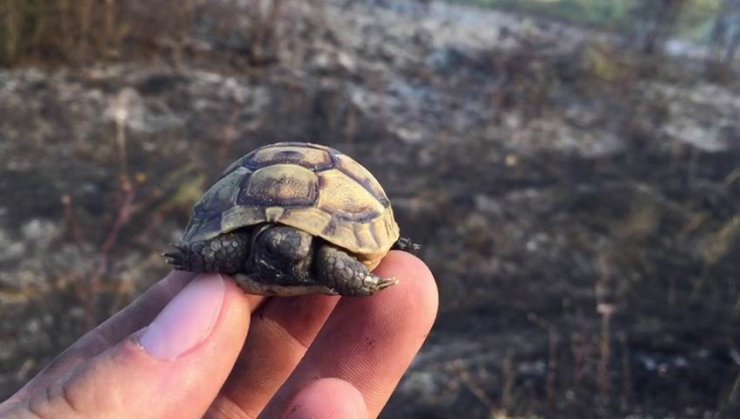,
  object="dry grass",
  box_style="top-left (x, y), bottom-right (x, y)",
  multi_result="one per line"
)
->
top-left (0, 0), bottom-right (298, 67)
top-left (3, 0), bottom-right (116, 64)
